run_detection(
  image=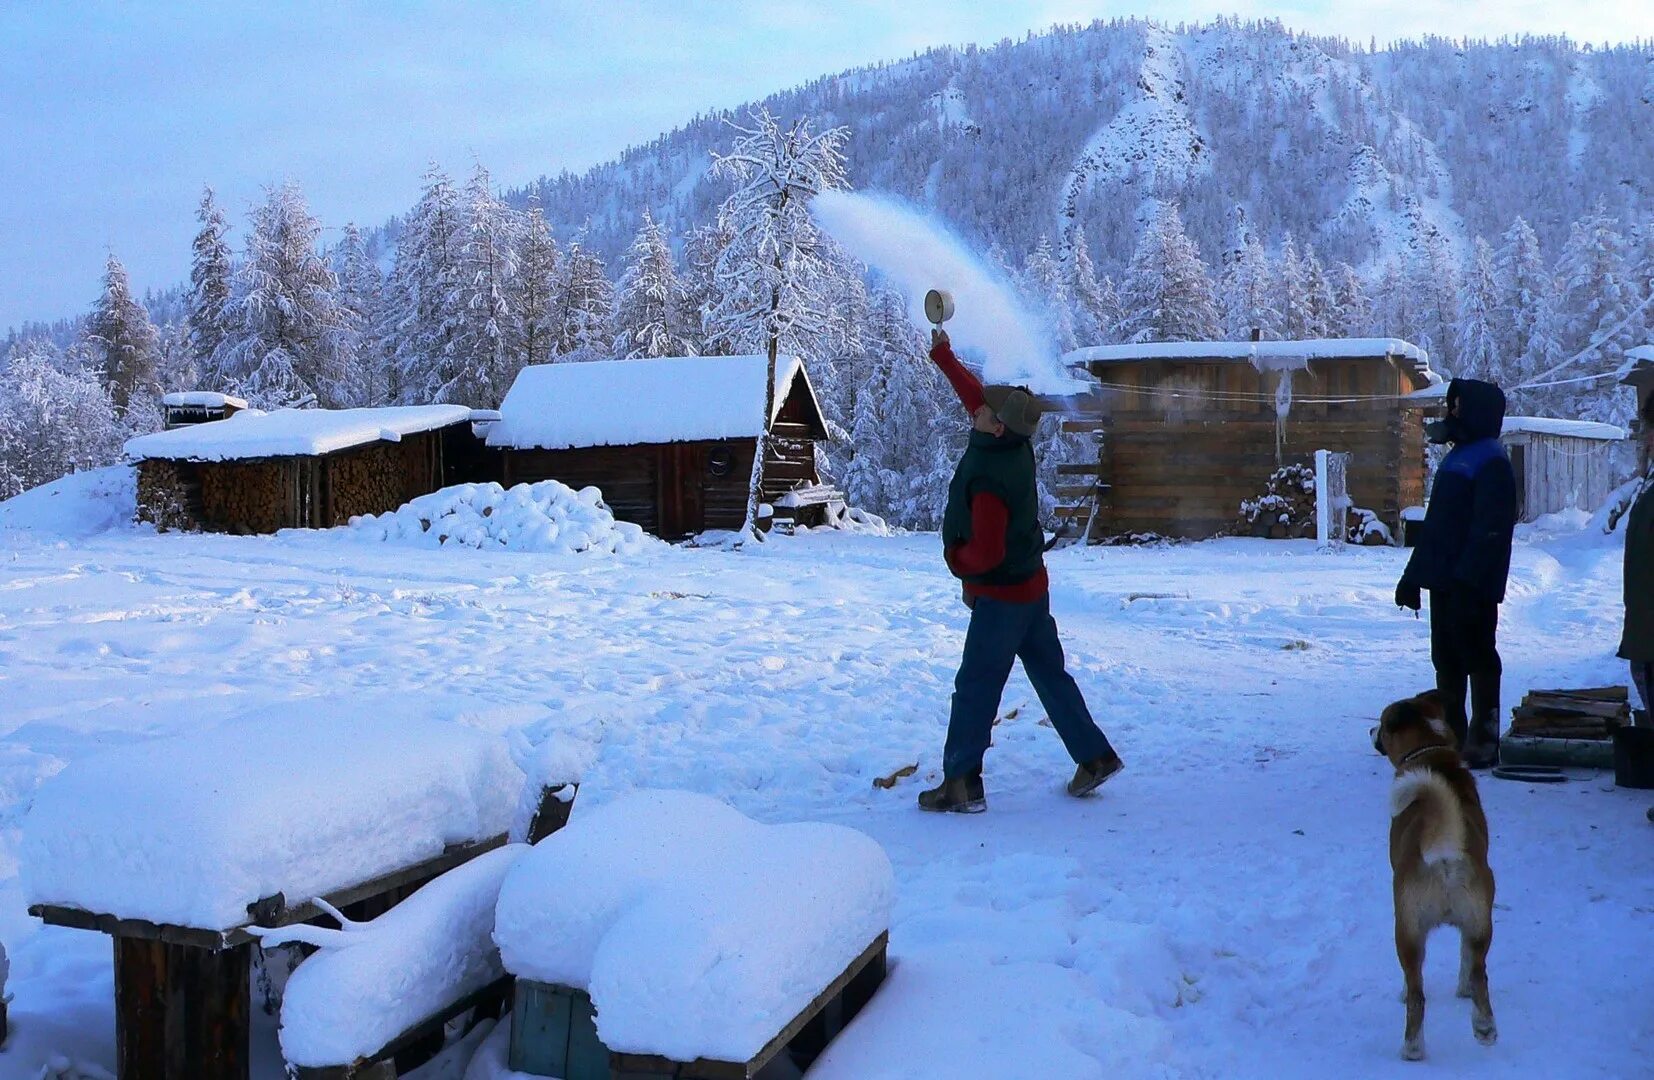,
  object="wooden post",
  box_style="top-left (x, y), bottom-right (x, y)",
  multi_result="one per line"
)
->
top-left (526, 783), bottom-right (579, 844)
top-left (117, 936), bottom-right (251, 1080)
